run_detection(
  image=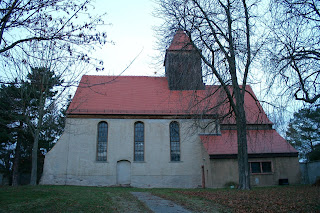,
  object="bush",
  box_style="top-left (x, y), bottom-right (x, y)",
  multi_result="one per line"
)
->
top-left (224, 181), bottom-right (238, 189)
